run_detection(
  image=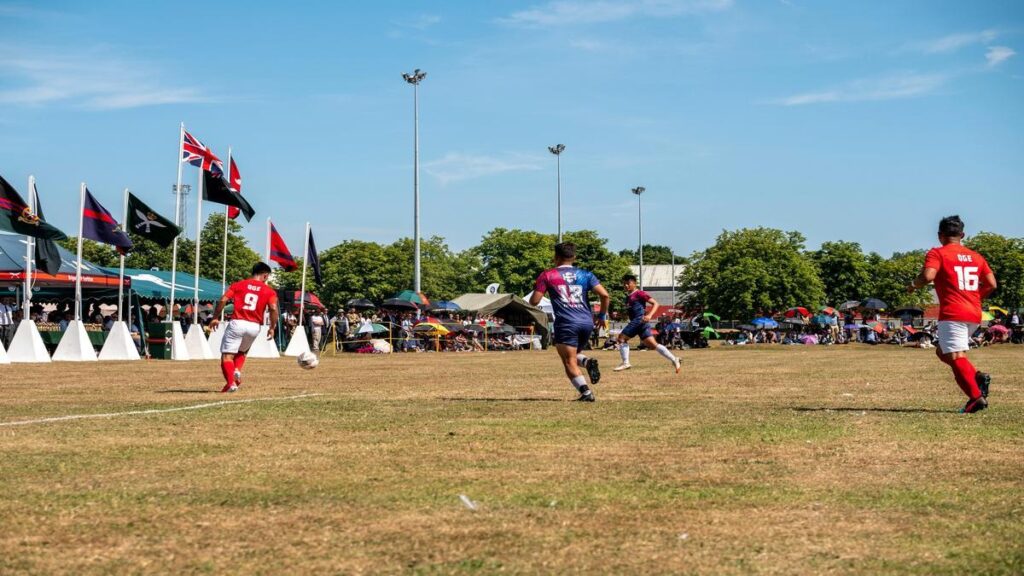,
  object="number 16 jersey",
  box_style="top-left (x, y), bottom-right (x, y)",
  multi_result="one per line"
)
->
top-left (224, 279), bottom-right (278, 324)
top-left (924, 243), bottom-right (991, 323)
top-left (534, 265), bottom-right (601, 328)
